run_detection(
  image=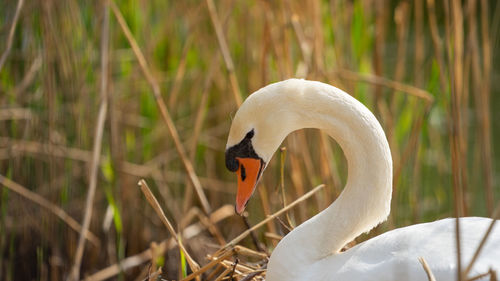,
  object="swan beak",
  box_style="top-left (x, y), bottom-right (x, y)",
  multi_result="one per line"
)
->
top-left (235, 157), bottom-right (262, 215)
